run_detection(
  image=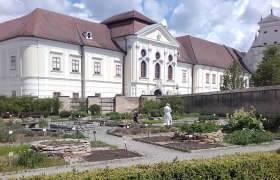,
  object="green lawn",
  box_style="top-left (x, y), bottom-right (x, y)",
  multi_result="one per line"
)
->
top-left (0, 144), bottom-right (30, 156)
top-left (90, 141), bottom-right (117, 149)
